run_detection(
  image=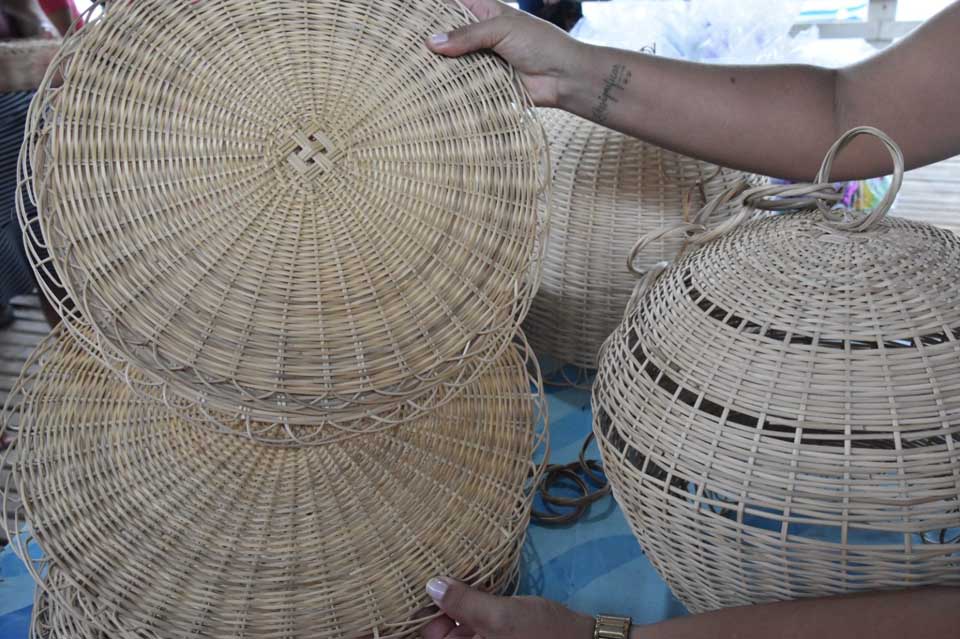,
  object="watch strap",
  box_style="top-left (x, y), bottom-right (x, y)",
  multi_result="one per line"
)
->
top-left (594, 614), bottom-right (632, 639)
